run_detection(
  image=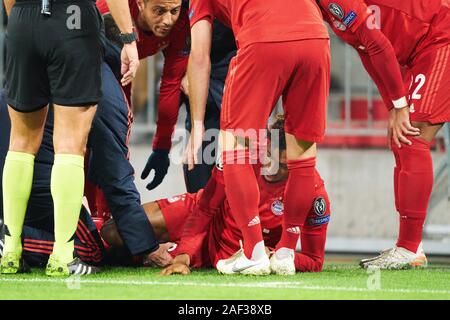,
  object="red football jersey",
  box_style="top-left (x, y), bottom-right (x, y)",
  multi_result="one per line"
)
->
top-left (320, 0), bottom-right (450, 66)
top-left (96, 0), bottom-right (190, 150)
top-left (189, 0), bottom-right (329, 49)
